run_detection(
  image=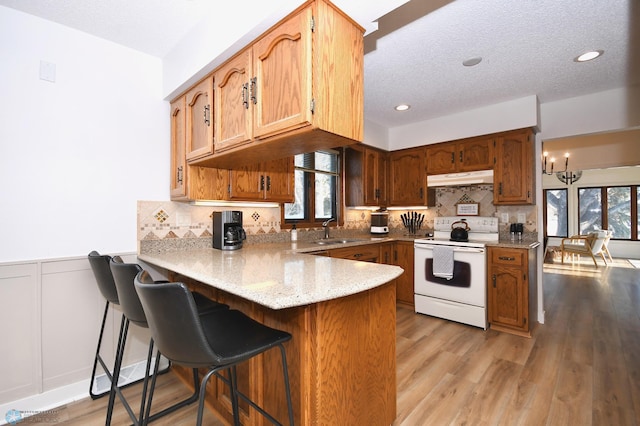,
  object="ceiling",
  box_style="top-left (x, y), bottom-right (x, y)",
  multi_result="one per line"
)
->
top-left (1, 0), bottom-right (638, 129)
